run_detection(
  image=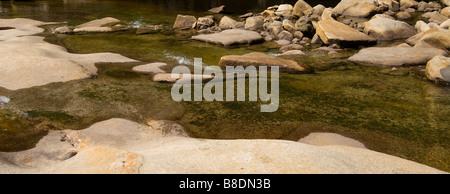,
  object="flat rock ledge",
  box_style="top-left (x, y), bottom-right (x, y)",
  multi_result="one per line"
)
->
top-left (0, 118), bottom-right (445, 174)
top-left (191, 29), bottom-right (263, 46)
top-left (349, 47), bottom-right (448, 66)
